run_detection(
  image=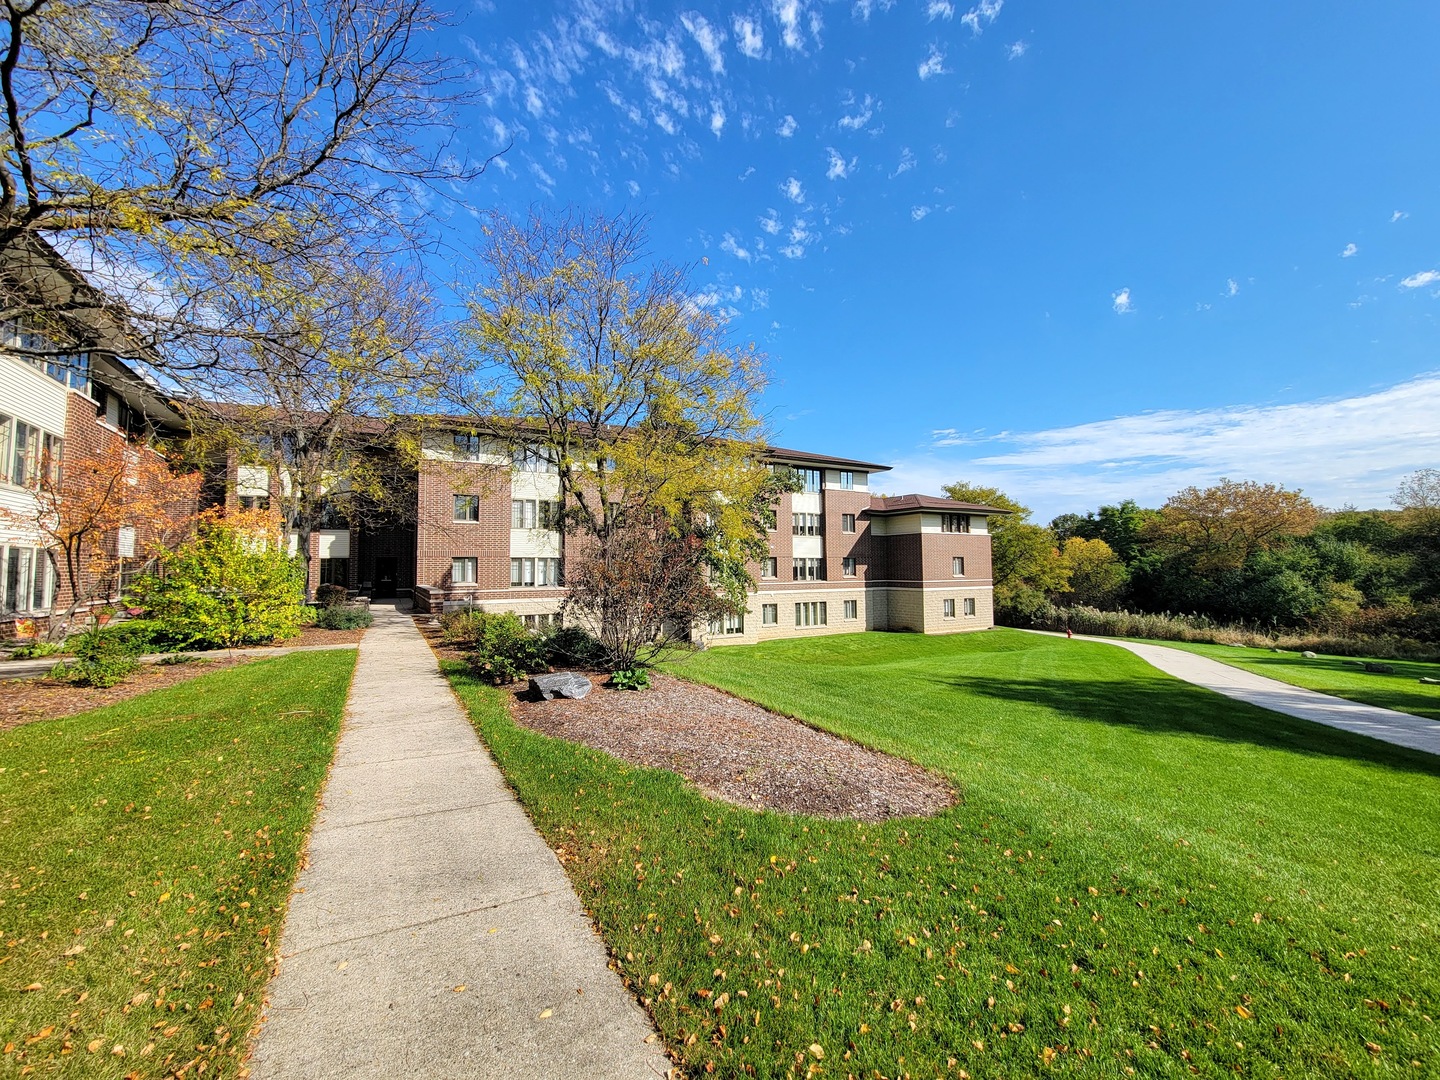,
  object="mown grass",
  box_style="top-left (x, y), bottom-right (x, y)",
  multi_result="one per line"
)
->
top-left (0, 650), bottom-right (355, 1078)
top-left (446, 629), bottom-right (1440, 1078)
top-left (1136, 640), bottom-right (1440, 723)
